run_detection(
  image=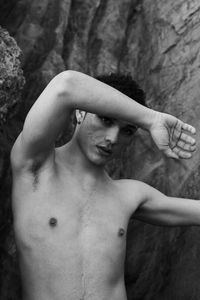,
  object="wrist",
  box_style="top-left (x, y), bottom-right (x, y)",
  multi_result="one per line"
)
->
top-left (139, 109), bottom-right (159, 131)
